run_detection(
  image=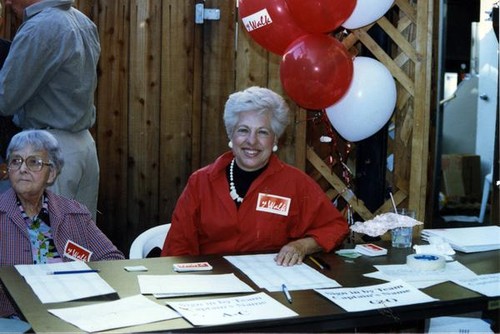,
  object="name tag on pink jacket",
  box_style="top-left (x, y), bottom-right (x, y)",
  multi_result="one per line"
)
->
top-left (256, 193), bottom-right (291, 216)
top-left (64, 240), bottom-right (93, 262)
